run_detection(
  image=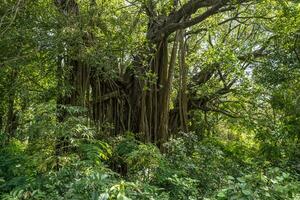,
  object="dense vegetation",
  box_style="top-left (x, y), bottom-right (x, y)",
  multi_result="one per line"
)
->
top-left (0, 0), bottom-right (300, 199)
